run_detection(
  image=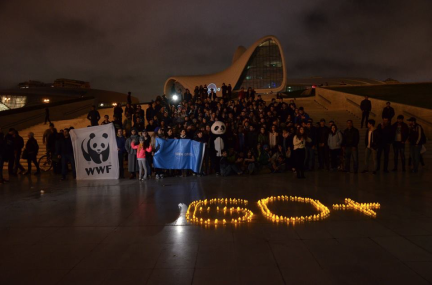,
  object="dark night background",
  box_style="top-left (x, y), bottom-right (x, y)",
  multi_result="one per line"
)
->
top-left (0, 0), bottom-right (431, 101)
